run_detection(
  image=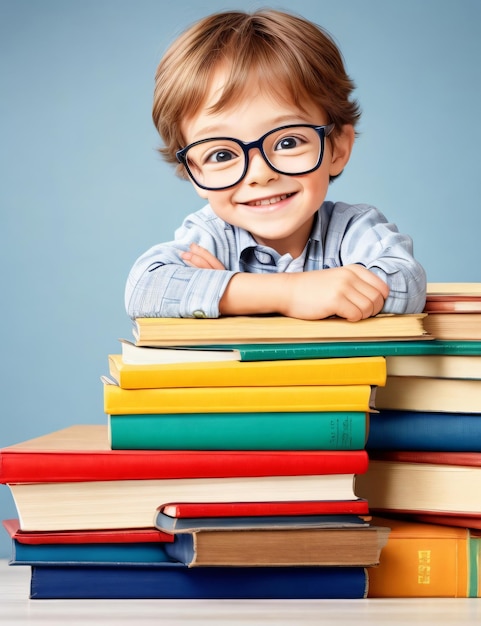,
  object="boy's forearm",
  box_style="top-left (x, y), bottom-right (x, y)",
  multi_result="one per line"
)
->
top-left (219, 272), bottom-right (290, 315)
